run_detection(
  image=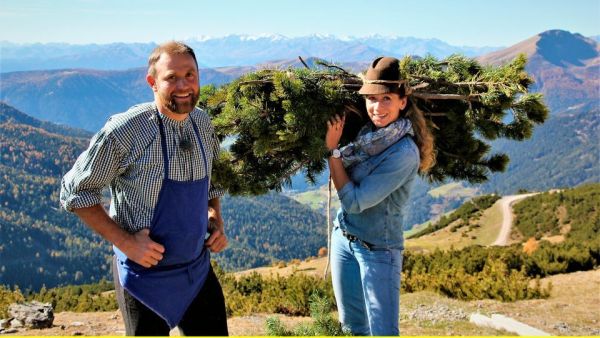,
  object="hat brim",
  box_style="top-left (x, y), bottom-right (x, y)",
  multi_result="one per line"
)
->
top-left (358, 83), bottom-right (398, 95)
